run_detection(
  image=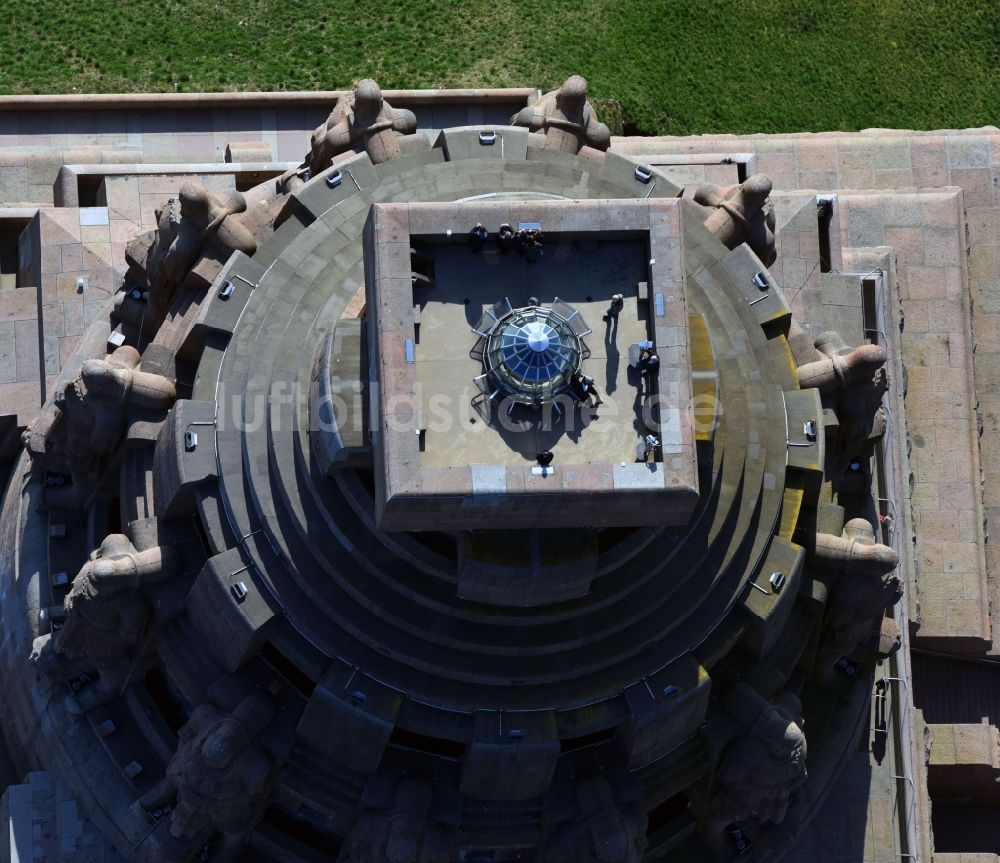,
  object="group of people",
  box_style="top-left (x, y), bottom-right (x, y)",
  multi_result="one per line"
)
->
top-left (469, 223), bottom-right (544, 262)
